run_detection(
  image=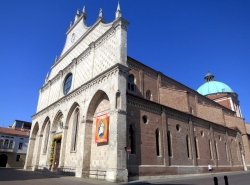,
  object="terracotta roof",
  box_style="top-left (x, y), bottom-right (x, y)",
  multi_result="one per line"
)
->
top-left (0, 127), bottom-right (29, 137)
